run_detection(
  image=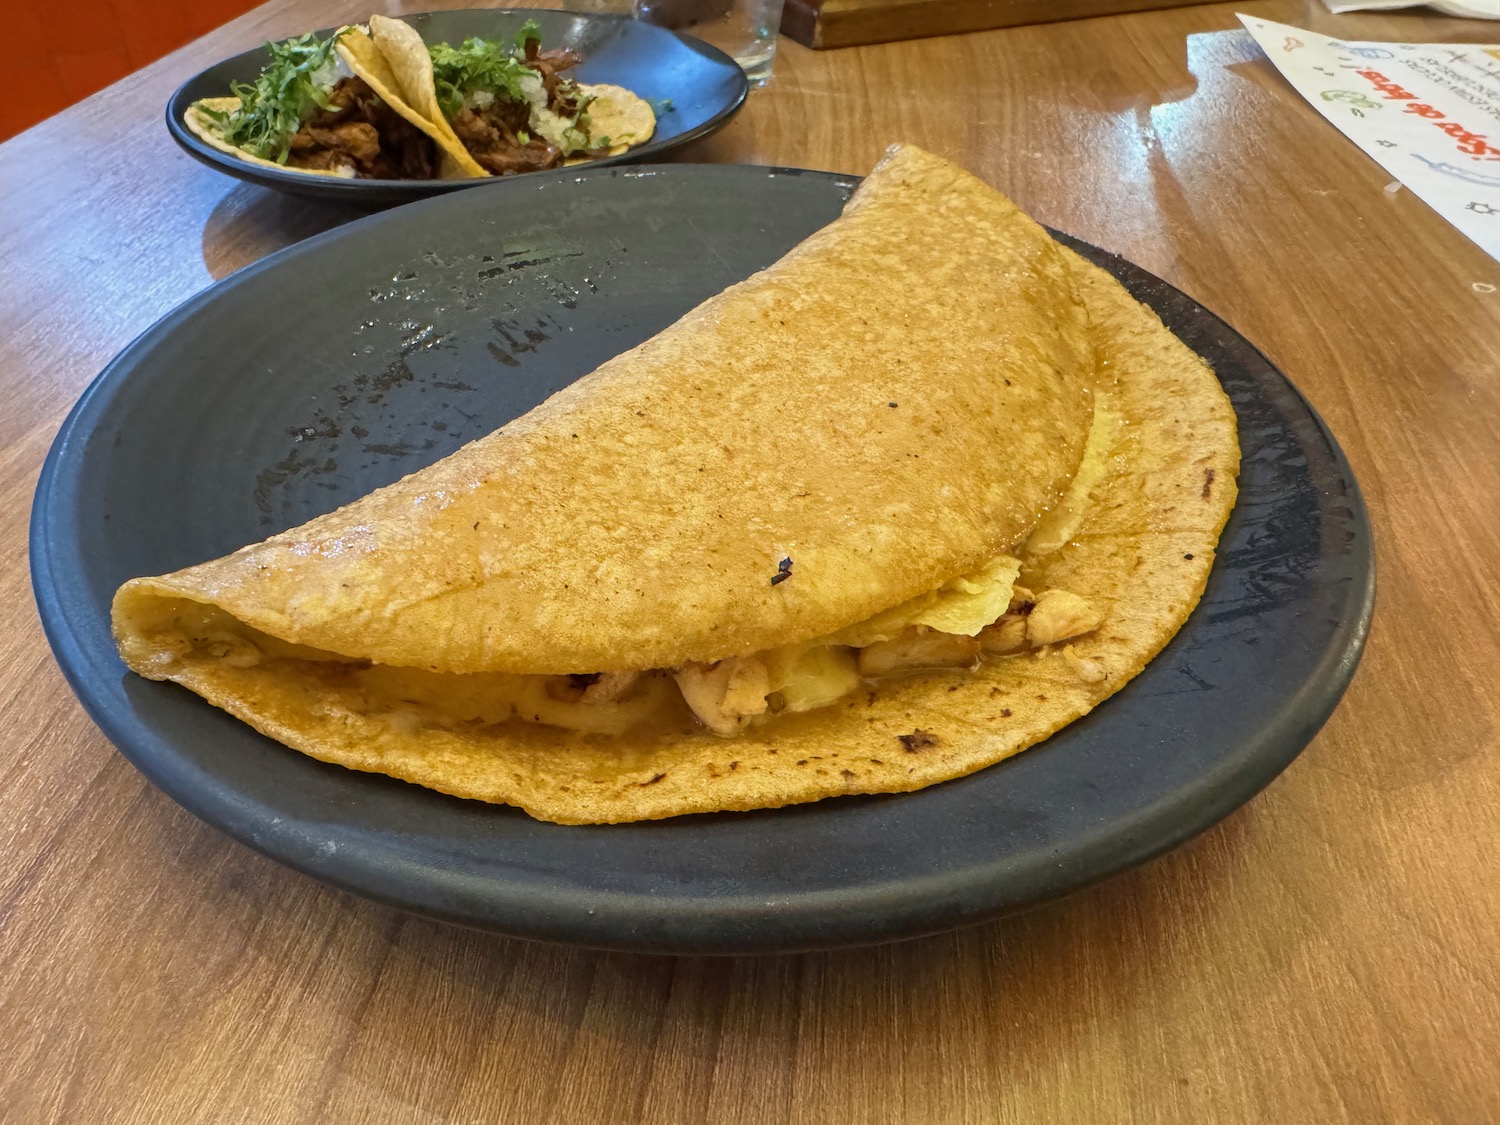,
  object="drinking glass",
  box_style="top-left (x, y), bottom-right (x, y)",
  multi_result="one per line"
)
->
top-left (632, 0), bottom-right (785, 85)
